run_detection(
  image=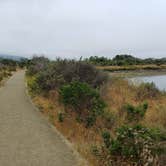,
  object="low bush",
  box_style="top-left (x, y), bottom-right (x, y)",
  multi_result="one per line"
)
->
top-left (102, 131), bottom-right (111, 148)
top-left (54, 59), bottom-right (108, 88)
top-left (59, 81), bottom-right (106, 127)
top-left (102, 125), bottom-right (163, 165)
top-left (26, 56), bottom-right (49, 76)
top-left (124, 102), bottom-right (148, 123)
top-left (26, 58), bottom-right (108, 94)
top-left (35, 67), bottom-right (59, 92)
